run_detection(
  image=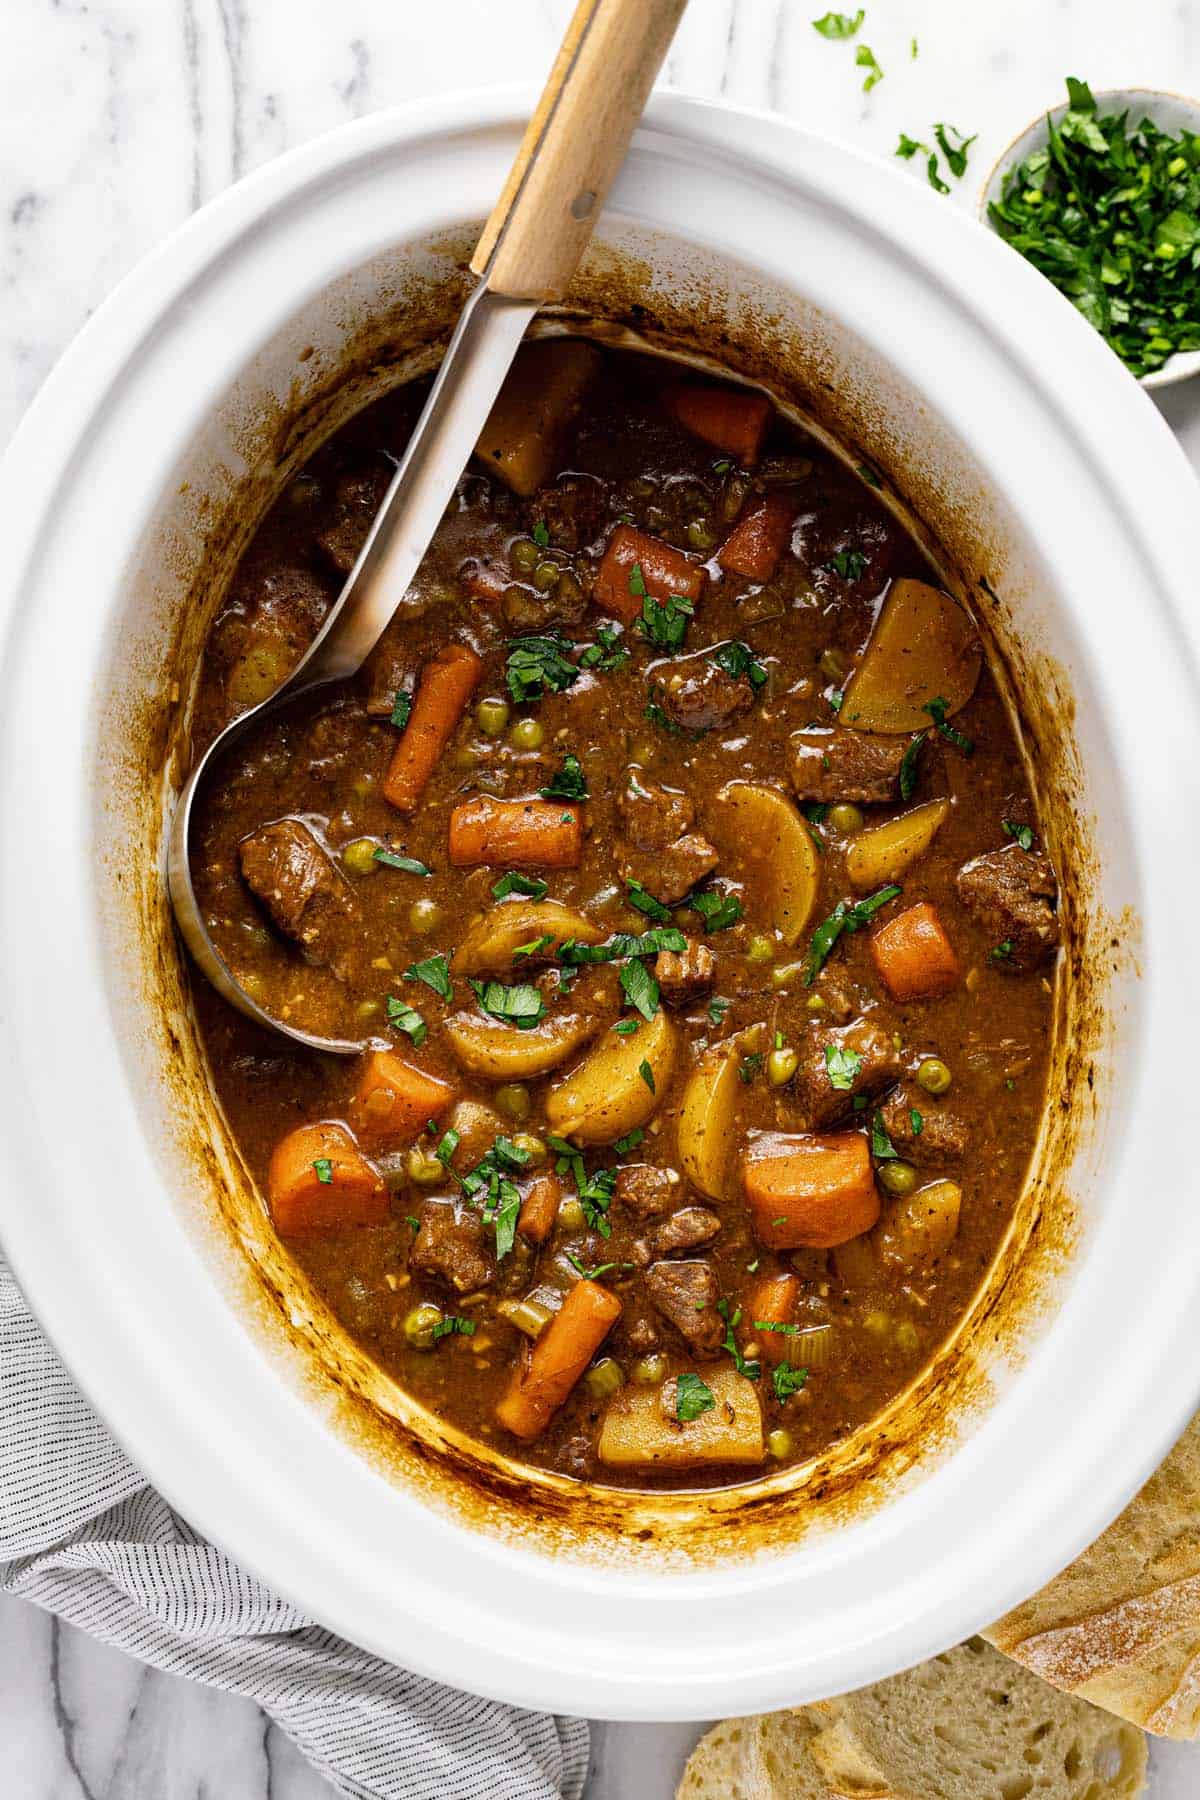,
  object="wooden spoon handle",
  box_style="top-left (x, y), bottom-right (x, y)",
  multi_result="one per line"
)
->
top-left (470, 0), bottom-right (687, 303)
